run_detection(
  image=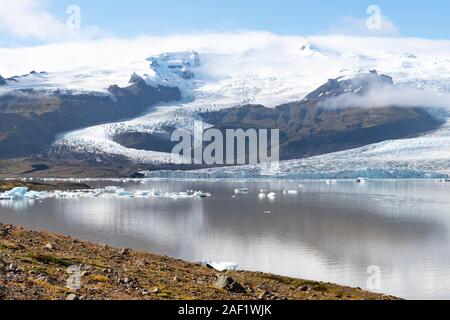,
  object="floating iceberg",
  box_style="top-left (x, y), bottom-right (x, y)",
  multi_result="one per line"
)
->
top-left (115, 189), bottom-right (135, 197)
top-left (283, 190), bottom-right (298, 195)
top-left (267, 192), bottom-right (276, 199)
top-left (23, 191), bottom-right (43, 200)
top-left (105, 186), bottom-right (121, 193)
top-left (193, 191), bottom-right (211, 198)
top-left (234, 188), bottom-right (249, 194)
